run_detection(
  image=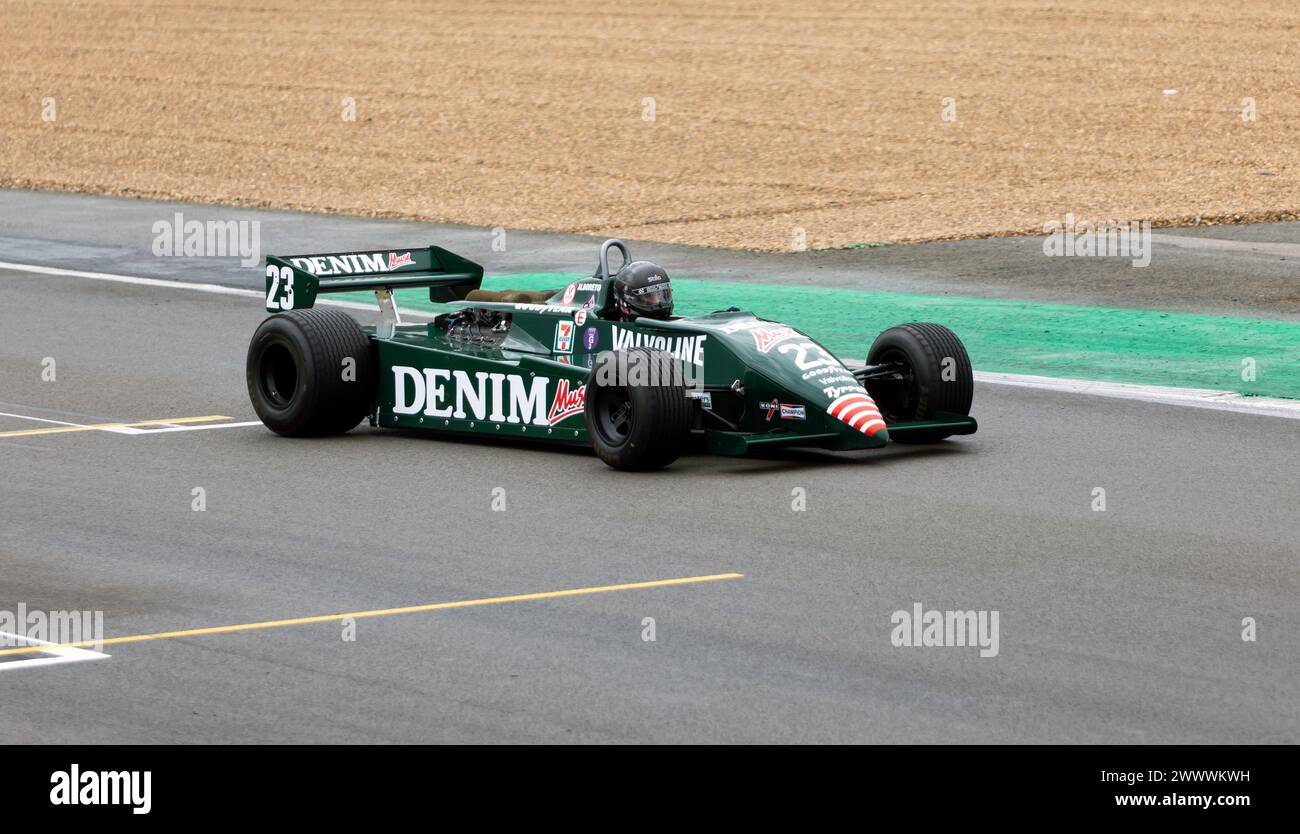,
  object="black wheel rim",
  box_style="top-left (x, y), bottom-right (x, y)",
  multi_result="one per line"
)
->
top-left (594, 387), bottom-right (633, 445)
top-left (259, 342), bottom-right (298, 408)
top-left (869, 347), bottom-right (918, 423)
